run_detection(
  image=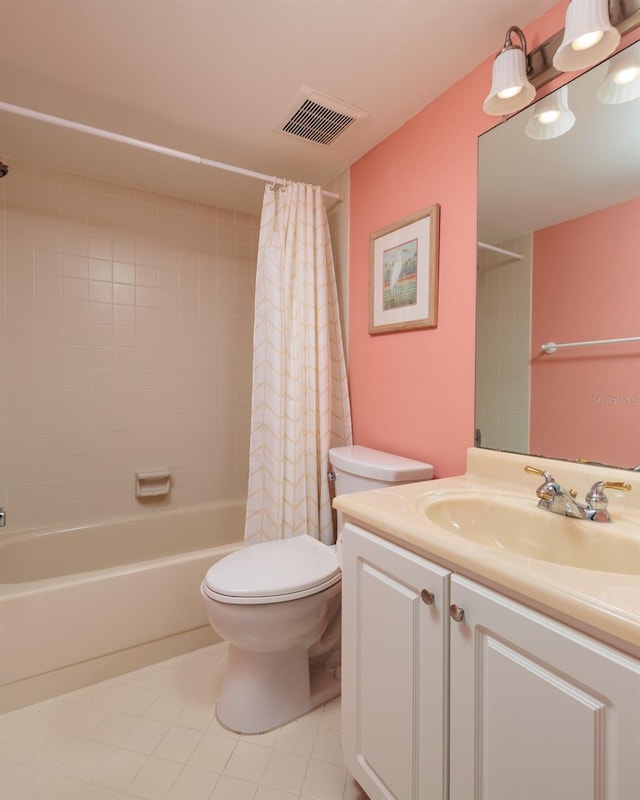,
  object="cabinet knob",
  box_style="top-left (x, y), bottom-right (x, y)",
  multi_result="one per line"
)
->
top-left (421, 589), bottom-right (434, 605)
top-left (449, 604), bottom-right (465, 623)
